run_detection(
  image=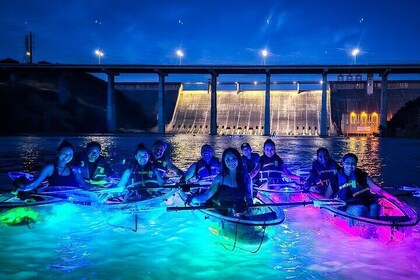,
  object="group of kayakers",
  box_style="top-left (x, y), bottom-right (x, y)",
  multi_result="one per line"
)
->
top-left (15, 138), bottom-right (385, 219)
